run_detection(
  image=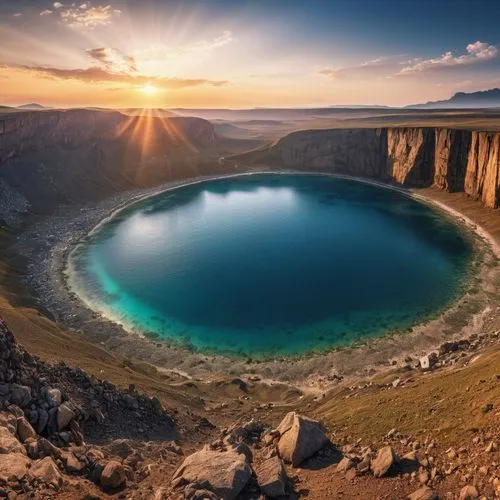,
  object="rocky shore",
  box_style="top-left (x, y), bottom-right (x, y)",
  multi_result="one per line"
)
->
top-left (0, 317), bottom-right (497, 499)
